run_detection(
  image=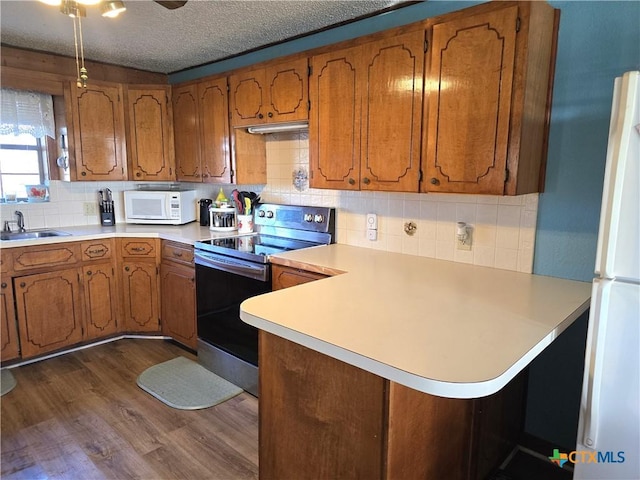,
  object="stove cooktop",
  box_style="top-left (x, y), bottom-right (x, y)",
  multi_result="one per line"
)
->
top-left (195, 234), bottom-right (322, 264)
top-left (194, 203), bottom-right (335, 264)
